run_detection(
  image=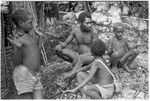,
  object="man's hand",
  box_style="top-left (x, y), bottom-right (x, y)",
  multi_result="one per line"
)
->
top-left (55, 44), bottom-right (63, 51)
